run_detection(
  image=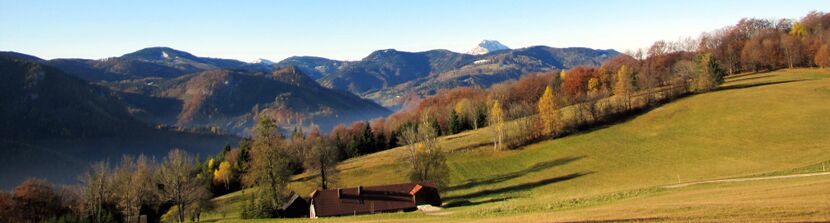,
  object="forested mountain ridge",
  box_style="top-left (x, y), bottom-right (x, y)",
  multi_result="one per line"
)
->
top-left (46, 47), bottom-right (265, 81)
top-left (310, 45), bottom-right (618, 107)
top-left (102, 66), bottom-right (391, 134)
top-left (0, 52), bottom-right (145, 140)
top-left (0, 52), bottom-right (237, 189)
